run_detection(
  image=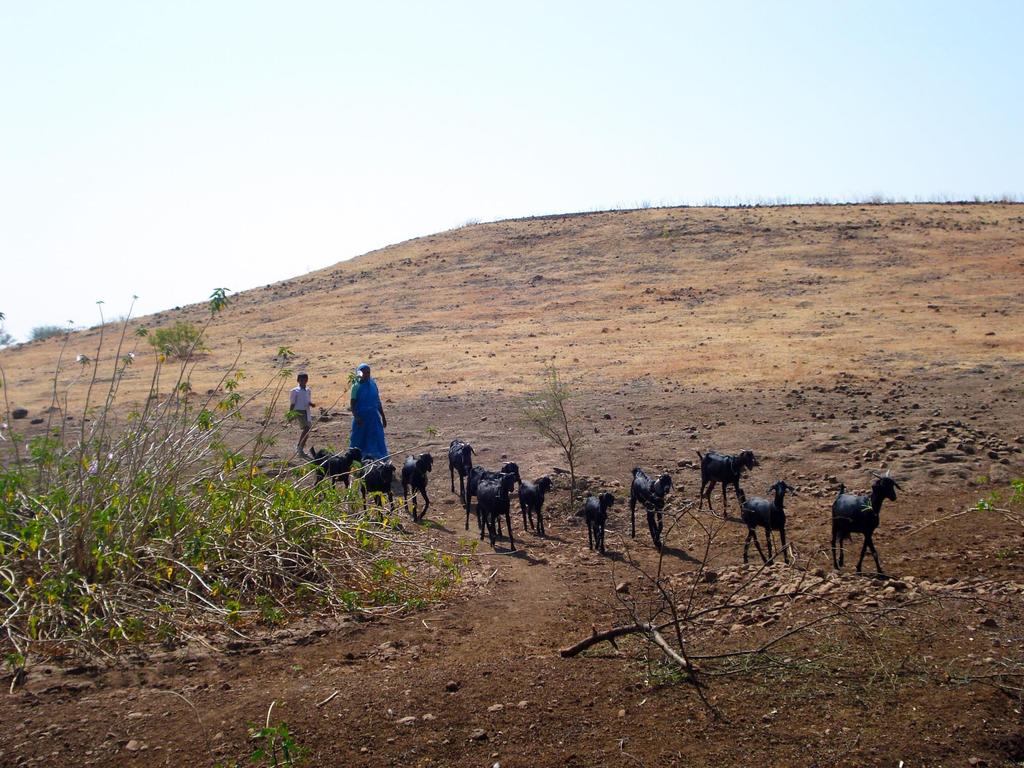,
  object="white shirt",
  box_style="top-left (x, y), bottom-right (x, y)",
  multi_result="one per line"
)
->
top-left (290, 386), bottom-right (312, 411)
